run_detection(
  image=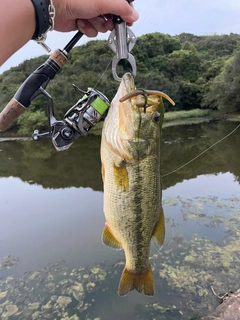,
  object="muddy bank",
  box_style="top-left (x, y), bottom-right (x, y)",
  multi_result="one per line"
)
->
top-left (202, 289), bottom-right (240, 320)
